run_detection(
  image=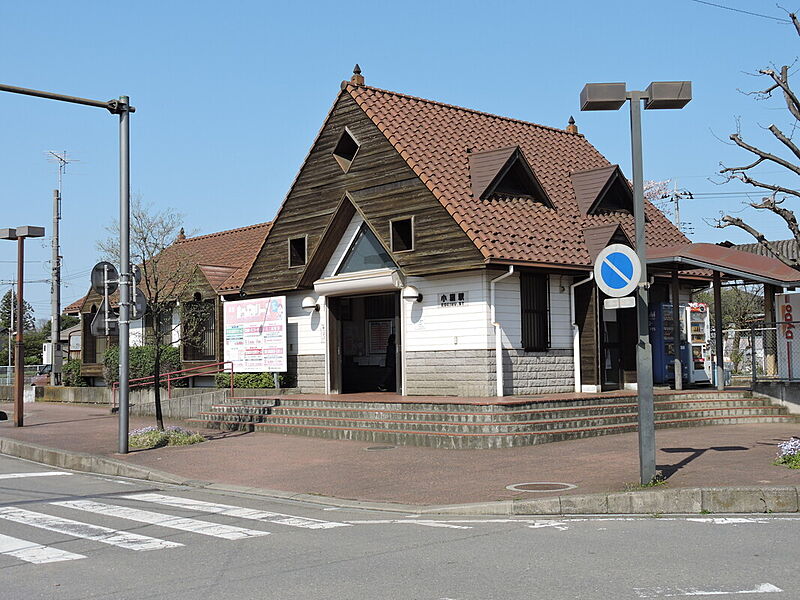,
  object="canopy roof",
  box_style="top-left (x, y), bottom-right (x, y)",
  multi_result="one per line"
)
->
top-left (647, 243), bottom-right (800, 287)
